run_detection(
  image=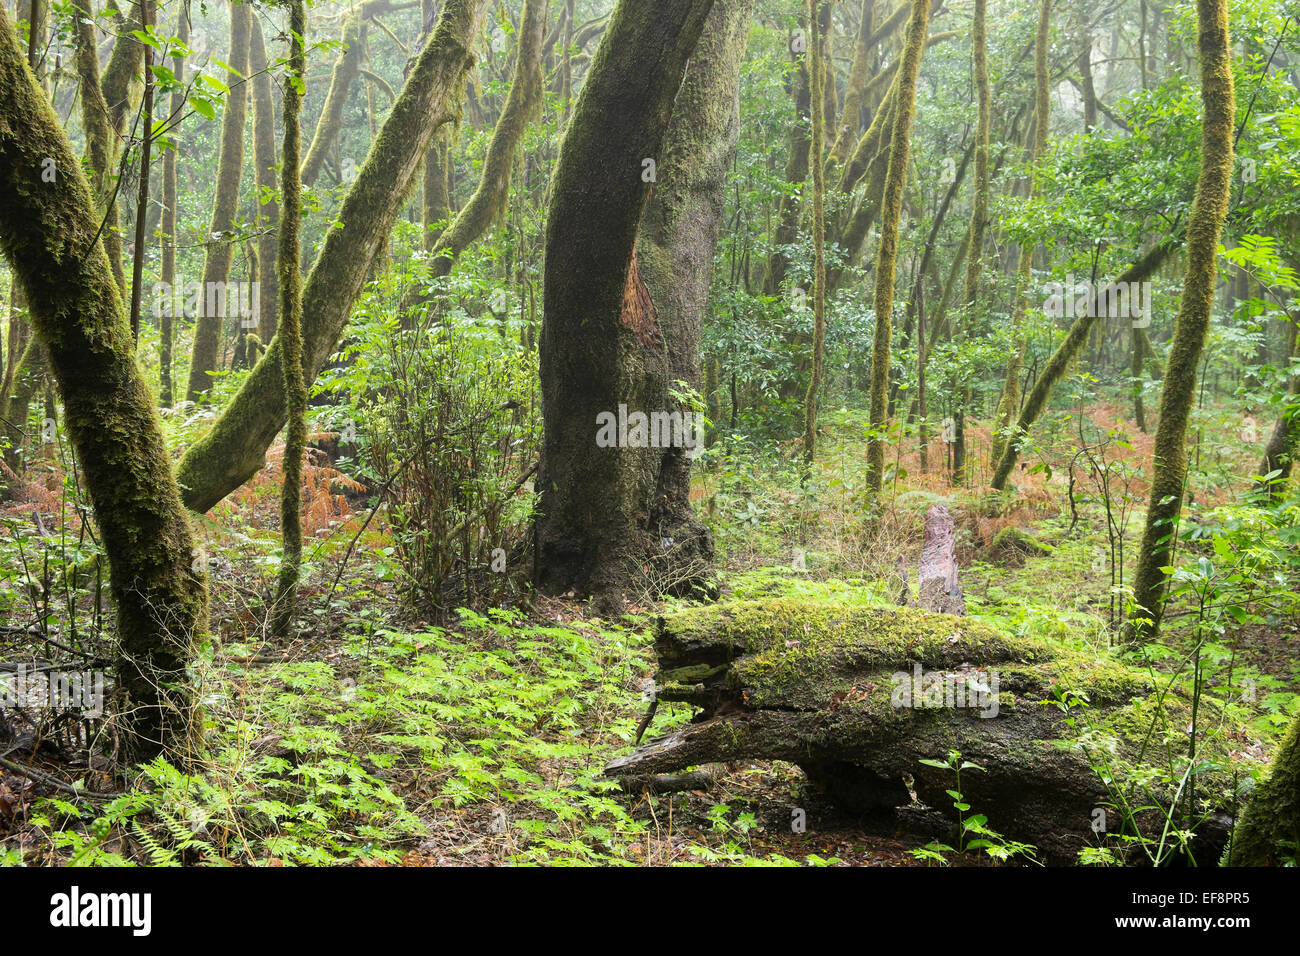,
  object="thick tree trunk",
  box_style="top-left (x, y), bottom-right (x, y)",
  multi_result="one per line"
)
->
top-left (1127, 0), bottom-right (1234, 641)
top-left (865, 0), bottom-right (930, 498)
top-left (534, 0), bottom-right (724, 608)
top-left (175, 0), bottom-right (492, 513)
top-left (0, 7), bottom-right (208, 762)
top-left (1228, 709), bottom-right (1300, 865)
top-left (184, 0), bottom-right (253, 403)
